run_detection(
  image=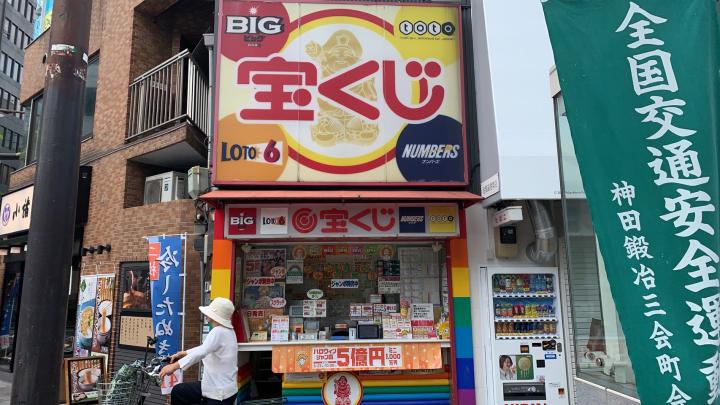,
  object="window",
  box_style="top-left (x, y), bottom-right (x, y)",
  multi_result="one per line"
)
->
top-left (82, 56), bottom-right (99, 139)
top-left (0, 164), bottom-right (11, 186)
top-left (5, 0), bottom-right (34, 23)
top-left (0, 88), bottom-right (21, 116)
top-left (3, 19), bottom-right (30, 50)
top-left (0, 126), bottom-right (23, 153)
top-left (24, 94), bottom-right (43, 165)
top-left (556, 94), bottom-right (638, 399)
top-left (24, 2), bottom-right (34, 23)
top-left (237, 243), bottom-right (449, 343)
top-left (0, 52), bottom-right (22, 82)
